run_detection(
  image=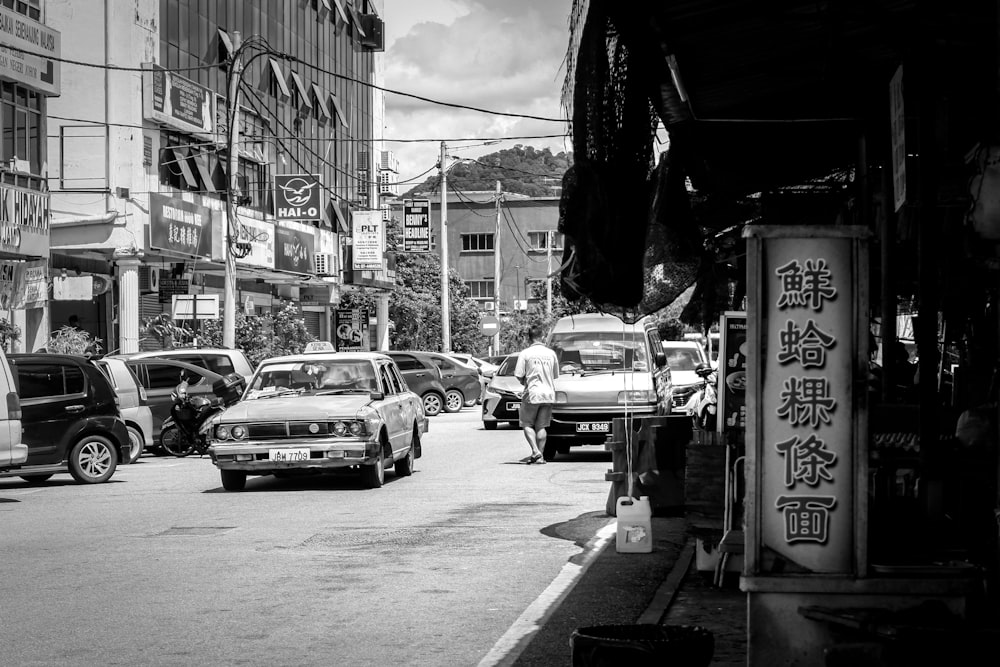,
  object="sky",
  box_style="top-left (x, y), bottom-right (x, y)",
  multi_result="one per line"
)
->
top-left (381, 0), bottom-right (574, 190)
